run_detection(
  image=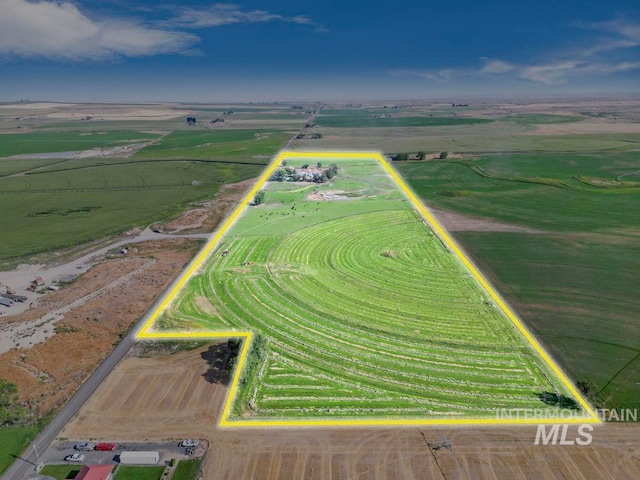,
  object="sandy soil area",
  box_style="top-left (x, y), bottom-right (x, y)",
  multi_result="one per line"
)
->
top-left (0, 102), bottom-right (189, 120)
top-left (62, 345), bottom-right (640, 480)
top-left (0, 239), bottom-right (201, 417)
top-left (45, 108), bottom-right (188, 121)
top-left (0, 103), bottom-right (77, 110)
